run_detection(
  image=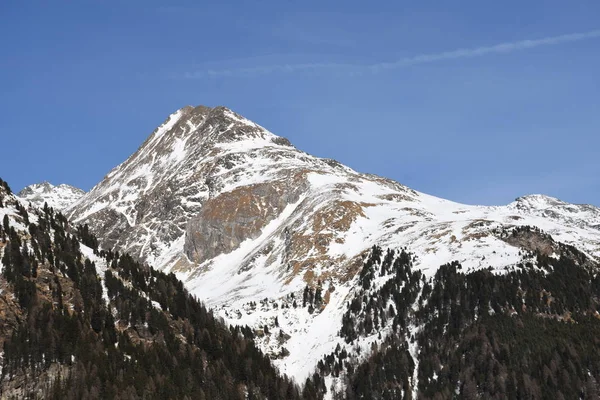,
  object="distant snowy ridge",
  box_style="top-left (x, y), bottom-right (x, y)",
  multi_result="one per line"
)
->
top-left (18, 182), bottom-right (85, 211)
